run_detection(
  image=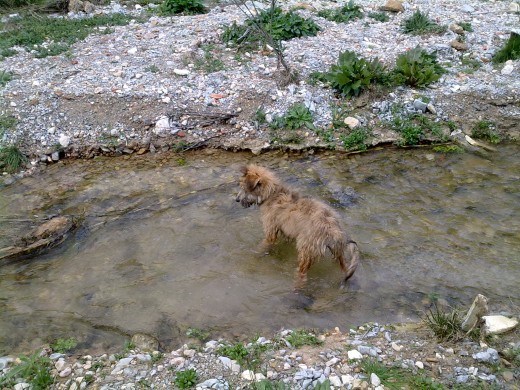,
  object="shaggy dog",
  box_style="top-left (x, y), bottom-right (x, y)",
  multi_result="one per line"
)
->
top-left (236, 165), bottom-right (360, 289)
